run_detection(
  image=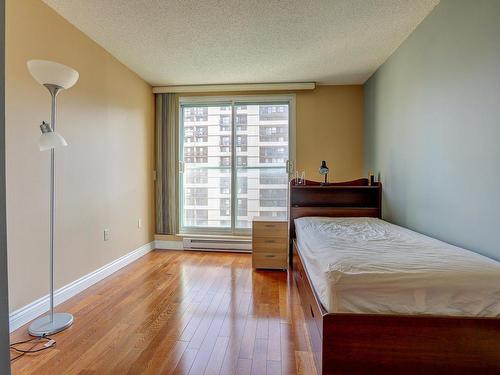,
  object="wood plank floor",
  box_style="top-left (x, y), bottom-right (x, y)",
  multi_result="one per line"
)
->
top-left (10, 250), bottom-right (317, 375)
